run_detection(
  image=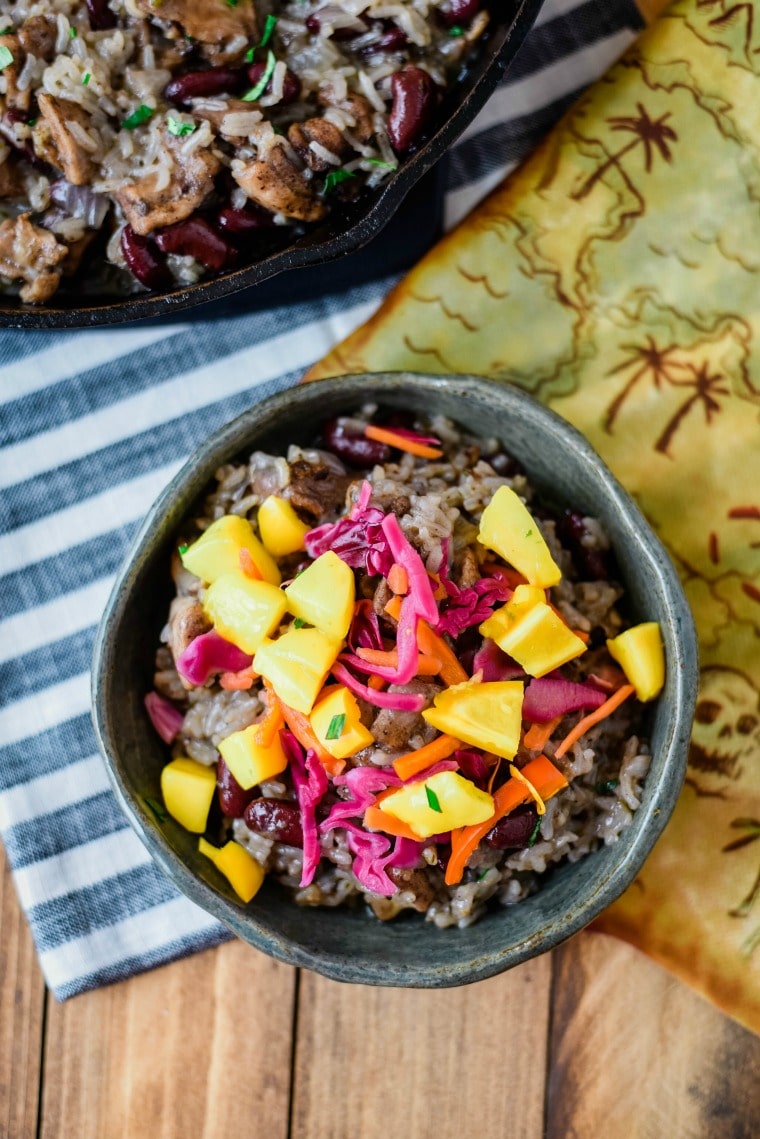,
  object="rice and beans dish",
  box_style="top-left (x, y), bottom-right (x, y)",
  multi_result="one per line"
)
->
top-left (146, 408), bottom-right (664, 927)
top-left (0, 0), bottom-right (491, 301)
